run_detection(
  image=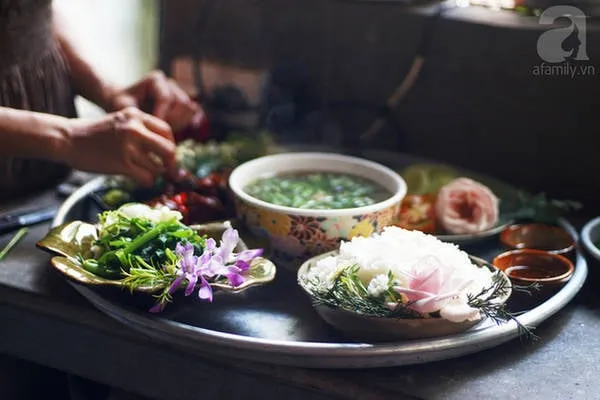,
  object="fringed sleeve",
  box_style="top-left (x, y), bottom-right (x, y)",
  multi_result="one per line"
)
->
top-left (0, 0), bottom-right (77, 200)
